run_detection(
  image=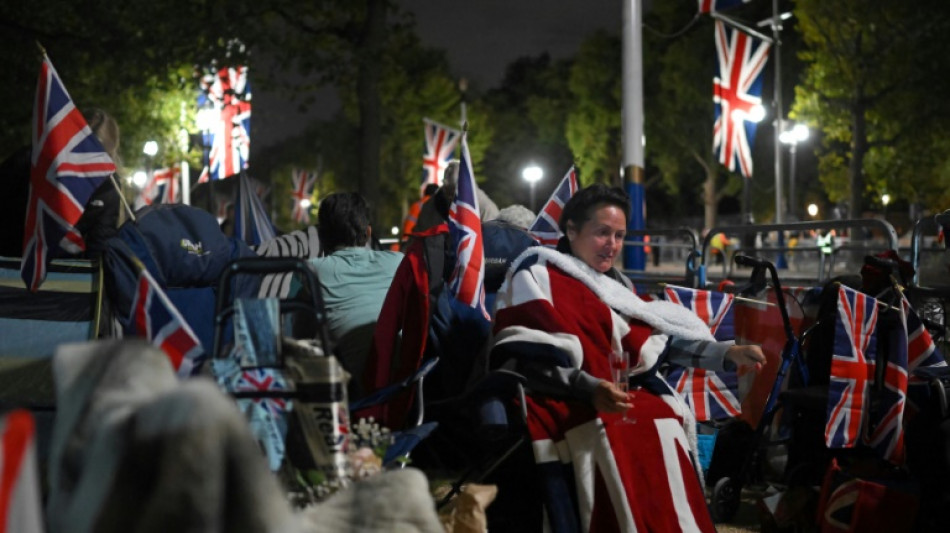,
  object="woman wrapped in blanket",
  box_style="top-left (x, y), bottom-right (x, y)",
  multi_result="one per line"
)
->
top-left (490, 184), bottom-right (764, 532)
